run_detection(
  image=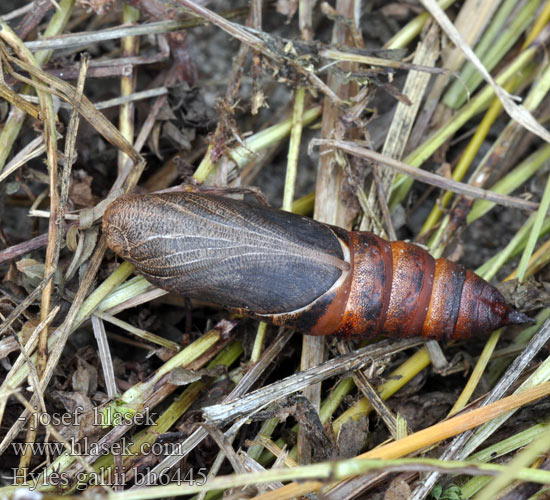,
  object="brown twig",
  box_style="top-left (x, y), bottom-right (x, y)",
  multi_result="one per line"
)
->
top-left (313, 138), bottom-right (539, 213)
